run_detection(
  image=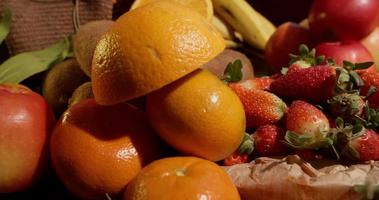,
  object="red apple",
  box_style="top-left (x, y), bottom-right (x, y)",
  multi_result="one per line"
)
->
top-left (265, 22), bottom-right (313, 72)
top-left (361, 27), bottom-right (379, 70)
top-left (309, 0), bottom-right (379, 41)
top-left (0, 84), bottom-right (55, 192)
top-left (315, 41), bottom-right (377, 73)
